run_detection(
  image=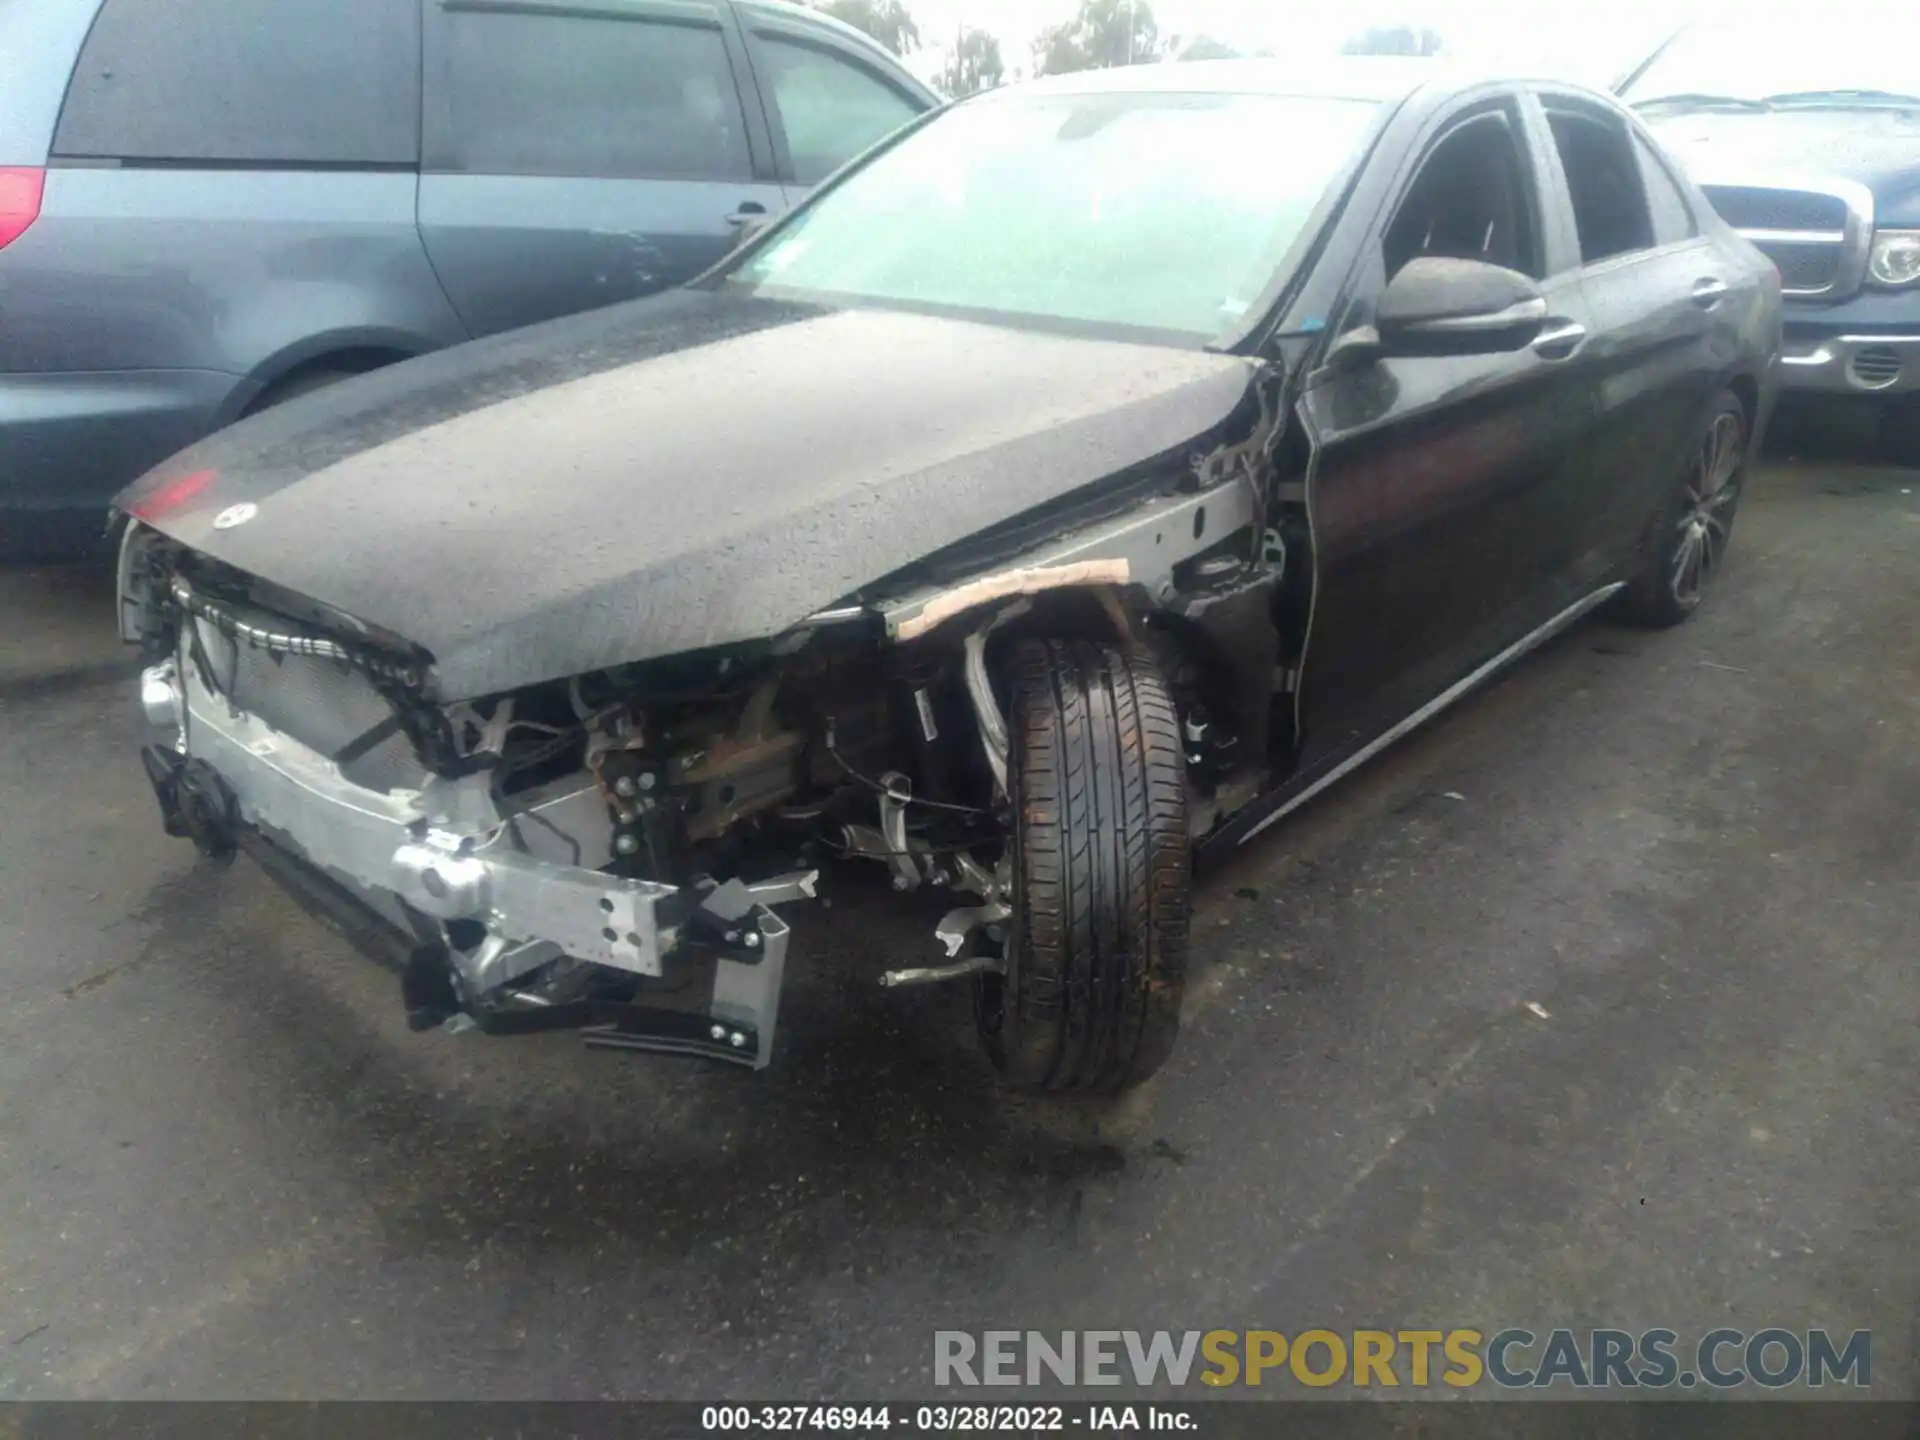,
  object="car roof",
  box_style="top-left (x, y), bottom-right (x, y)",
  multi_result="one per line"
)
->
top-left (979, 56), bottom-right (1580, 107)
